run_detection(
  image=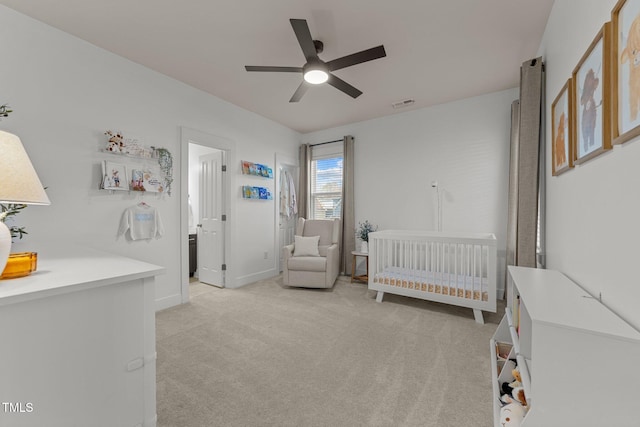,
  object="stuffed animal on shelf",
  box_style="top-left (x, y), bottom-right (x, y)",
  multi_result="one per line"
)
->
top-left (105, 130), bottom-right (124, 153)
top-left (499, 402), bottom-right (526, 427)
top-left (501, 367), bottom-right (522, 397)
top-left (500, 387), bottom-right (527, 408)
